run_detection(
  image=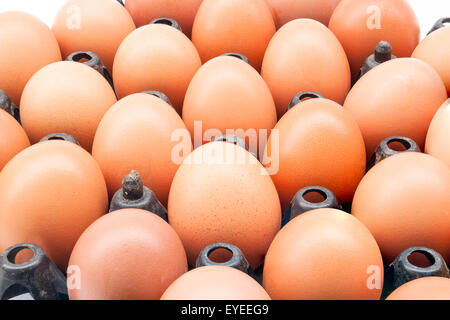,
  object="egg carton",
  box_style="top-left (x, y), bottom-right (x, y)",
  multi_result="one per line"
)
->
top-left (0, 243), bottom-right (67, 300)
